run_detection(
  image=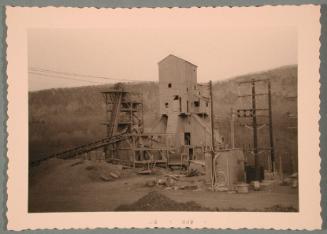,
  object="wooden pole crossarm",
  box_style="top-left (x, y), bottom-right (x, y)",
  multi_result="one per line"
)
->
top-left (238, 78), bottom-right (269, 85)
